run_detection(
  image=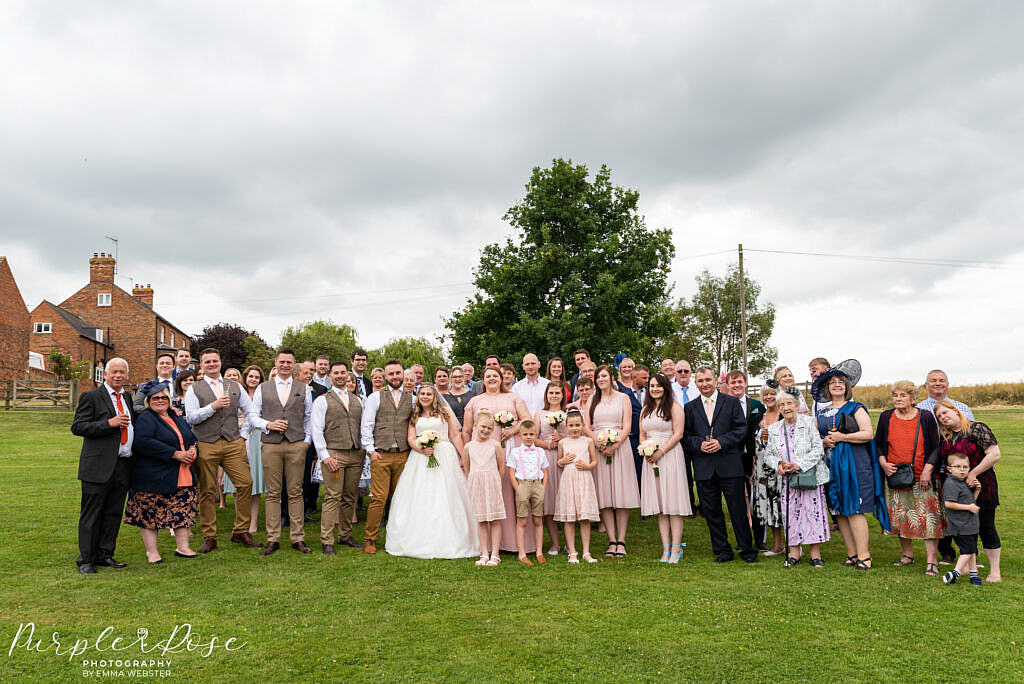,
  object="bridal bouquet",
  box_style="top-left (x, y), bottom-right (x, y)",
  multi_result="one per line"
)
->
top-left (493, 410), bottom-right (515, 447)
top-left (597, 428), bottom-right (619, 464)
top-left (545, 411), bottom-right (566, 429)
top-left (415, 430), bottom-right (440, 468)
top-left (638, 439), bottom-right (660, 477)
